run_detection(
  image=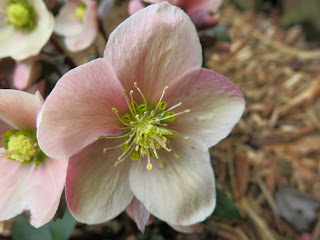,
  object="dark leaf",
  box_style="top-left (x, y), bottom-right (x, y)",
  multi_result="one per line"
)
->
top-left (213, 189), bottom-right (241, 219)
